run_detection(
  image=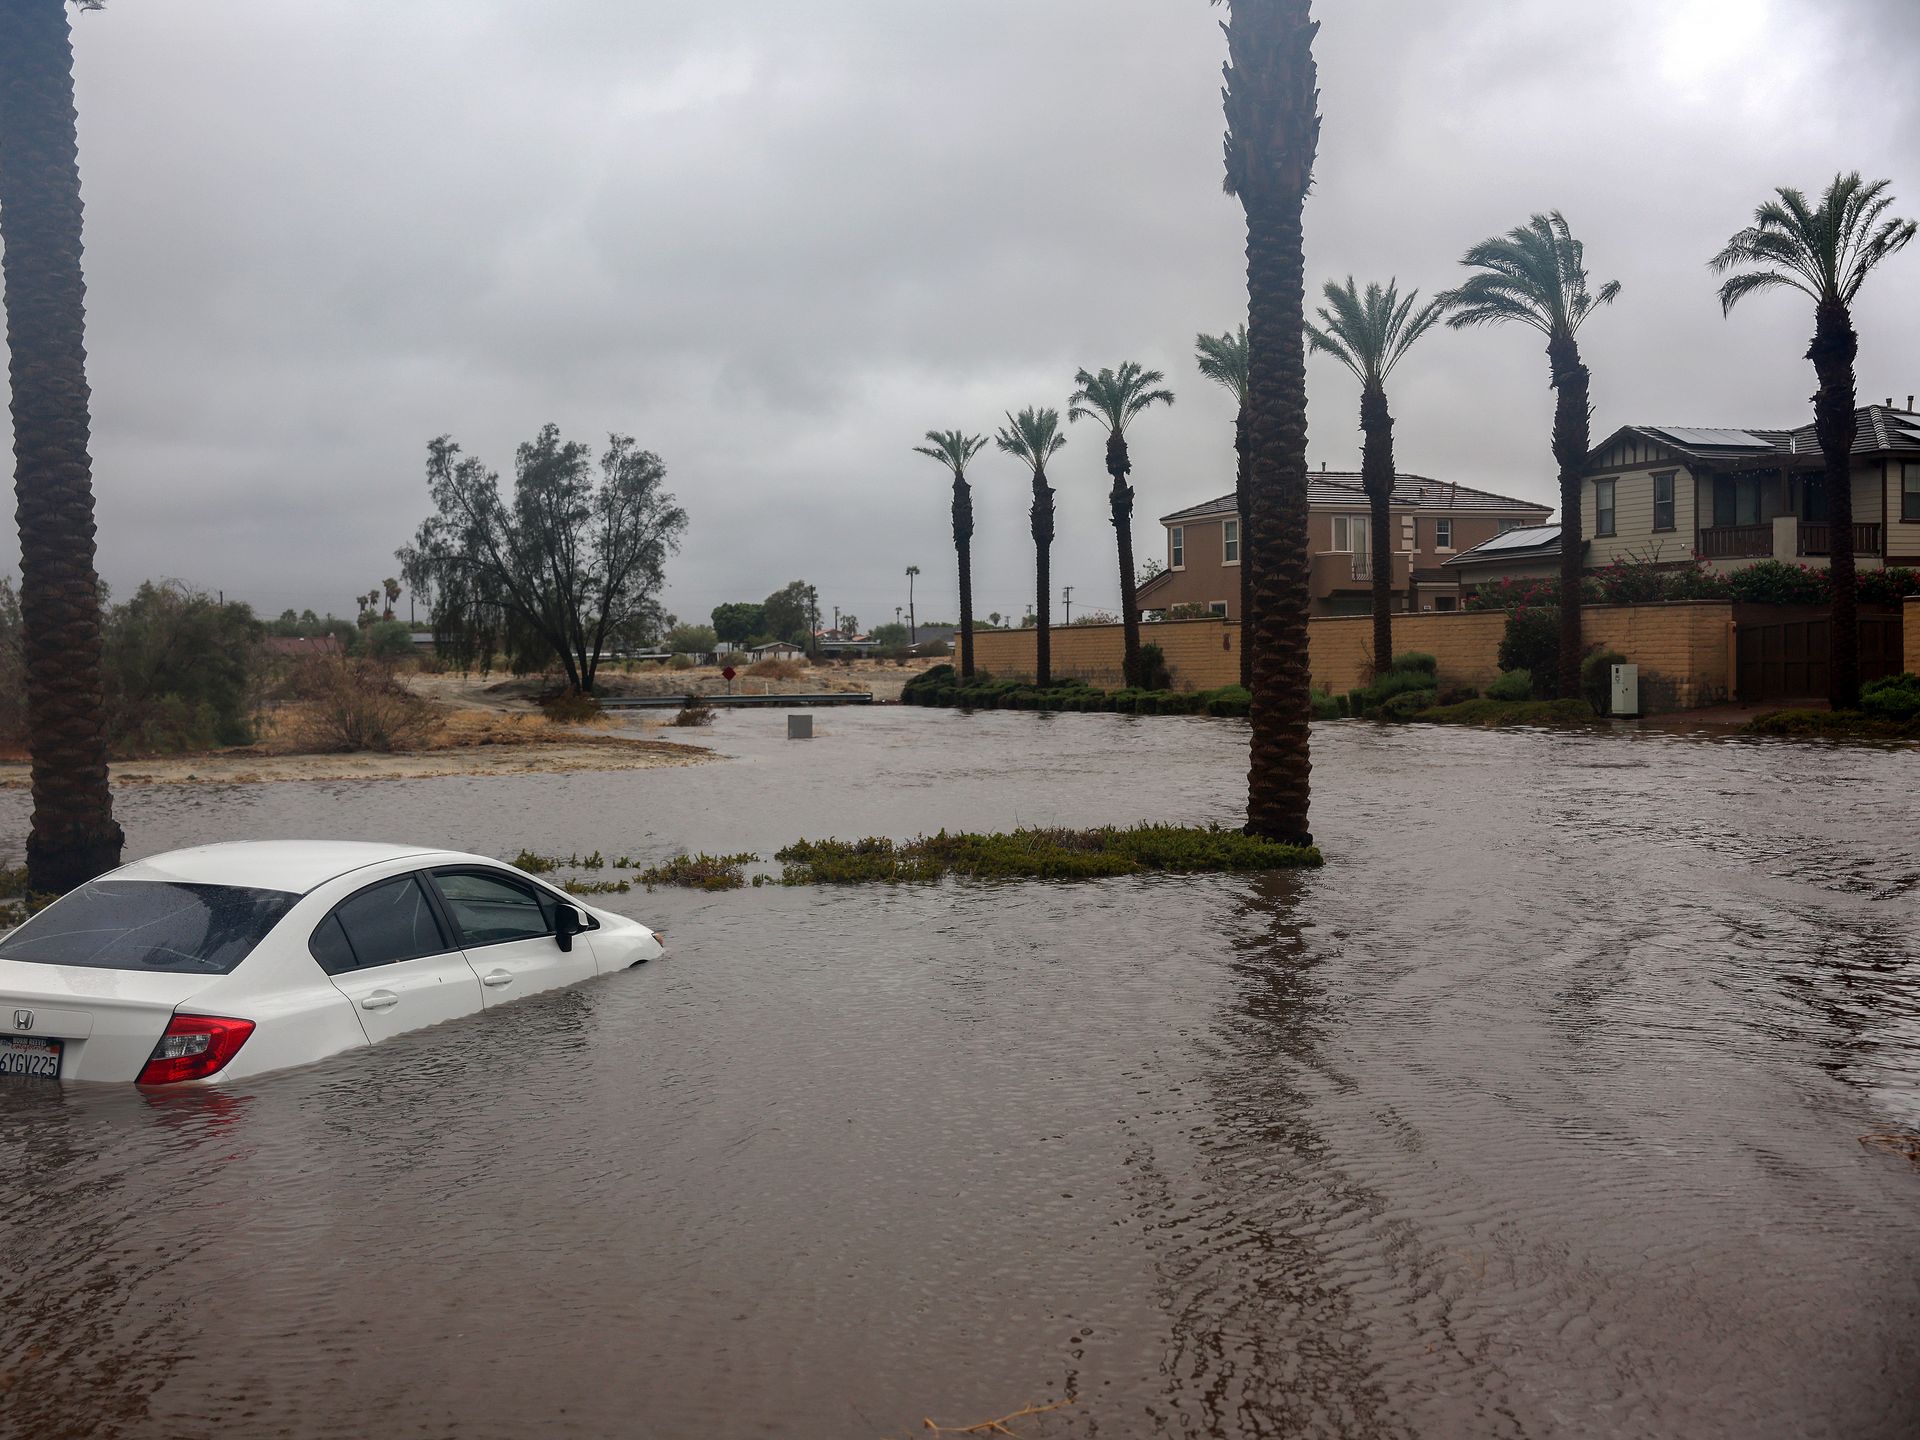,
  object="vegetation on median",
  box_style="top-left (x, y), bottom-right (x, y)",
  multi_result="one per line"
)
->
top-left (903, 664), bottom-right (1262, 717)
top-left (774, 824), bottom-right (1321, 884)
top-left (1745, 673), bottom-right (1920, 741)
